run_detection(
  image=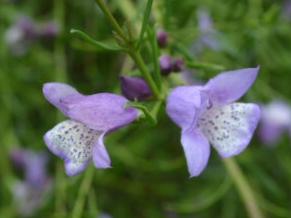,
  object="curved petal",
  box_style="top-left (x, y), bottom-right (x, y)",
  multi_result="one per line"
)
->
top-left (92, 132), bottom-right (111, 168)
top-left (43, 82), bottom-right (83, 114)
top-left (205, 67), bottom-right (259, 105)
top-left (198, 103), bottom-right (261, 158)
top-left (166, 86), bottom-right (203, 129)
top-left (181, 129), bottom-right (210, 177)
top-left (66, 93), bottom-right (139, 132)
top-left (44, 120), bottom-right (101, 176)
